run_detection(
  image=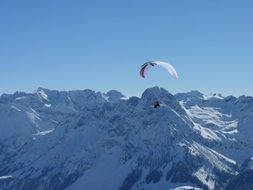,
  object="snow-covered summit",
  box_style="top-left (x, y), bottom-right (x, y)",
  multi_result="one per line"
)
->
top-left (105, 90), bottom-right (126, 102)
top-left (142, 87), bottom-right (174, 101)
